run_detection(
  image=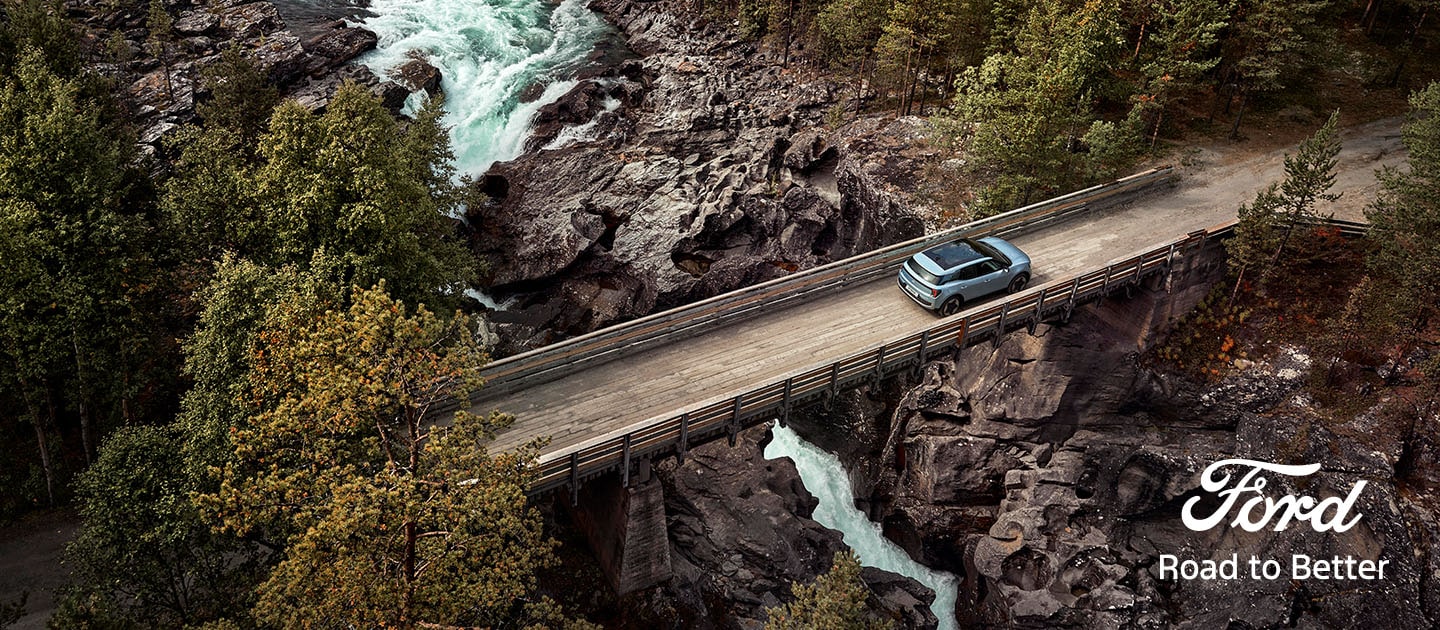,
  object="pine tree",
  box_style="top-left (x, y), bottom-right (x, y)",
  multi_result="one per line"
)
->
top-left (943, 0), bottom-right (1131, 215)
top-left (765, 550), bottom-right (891, 630)
top-left (1366, 81), bottom-right (1440, 329)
